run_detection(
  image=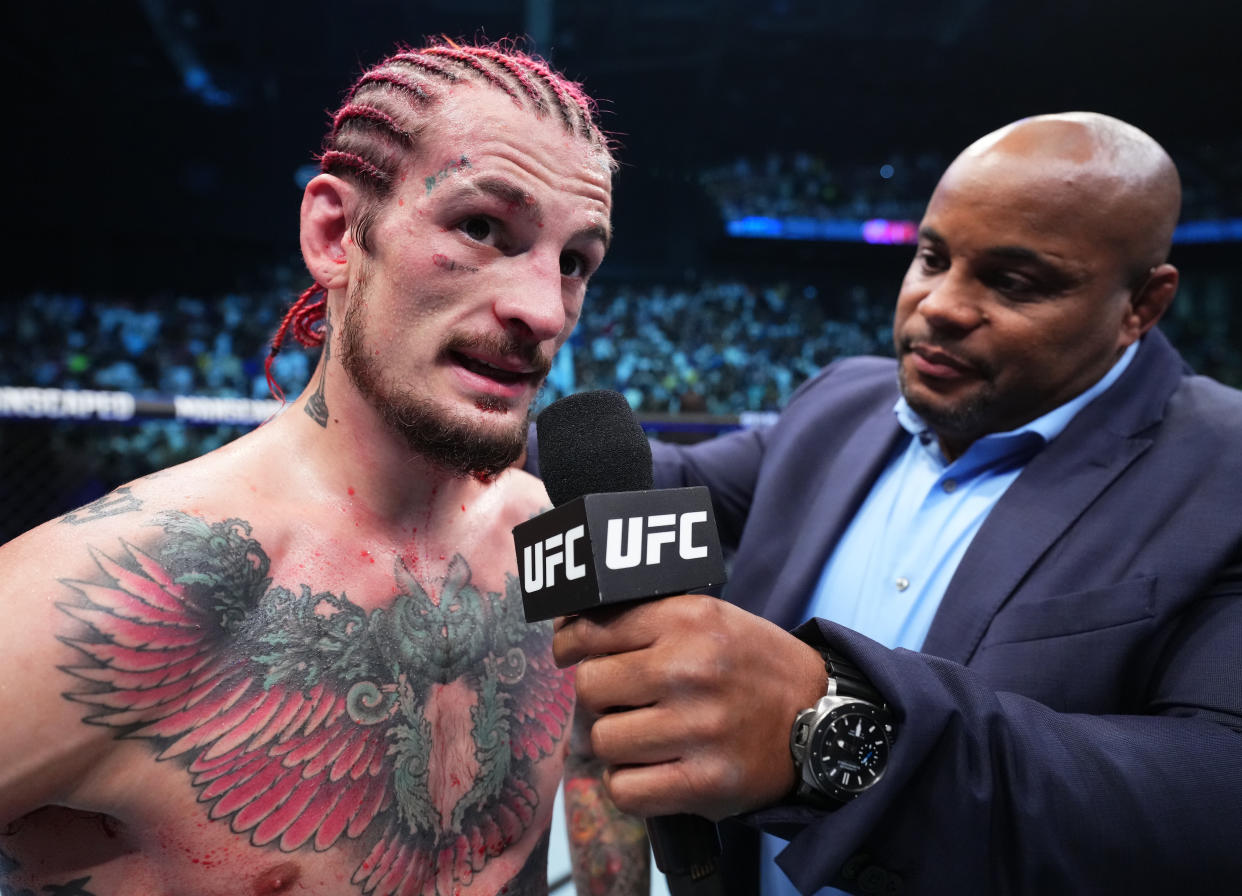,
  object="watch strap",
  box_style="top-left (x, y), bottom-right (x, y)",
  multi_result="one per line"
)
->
top-left (821, 648), bottom-right (884, 705)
